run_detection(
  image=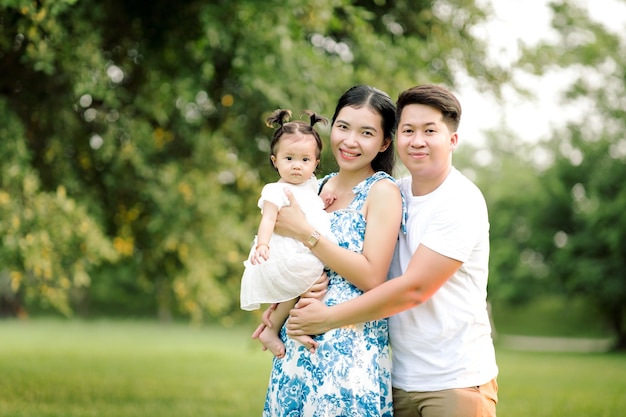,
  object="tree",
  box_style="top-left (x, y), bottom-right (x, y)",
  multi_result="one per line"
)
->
top-left (512, 0), bottom-right (626, 349)
top-left (0, 0), bottom-right (507, 320)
